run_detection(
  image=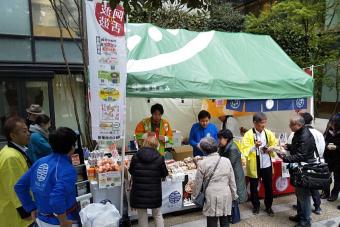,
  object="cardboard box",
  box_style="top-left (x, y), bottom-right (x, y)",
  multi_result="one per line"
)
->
top-left (172, 145), bottom-right (193, 161)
